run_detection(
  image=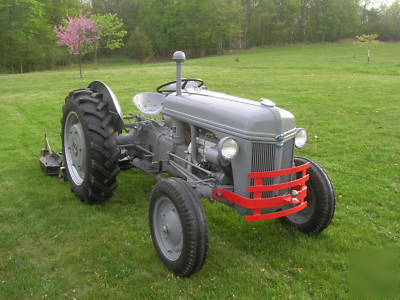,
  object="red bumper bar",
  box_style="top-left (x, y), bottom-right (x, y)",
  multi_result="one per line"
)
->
top-left (213, 162), bottom-right (311, 222)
